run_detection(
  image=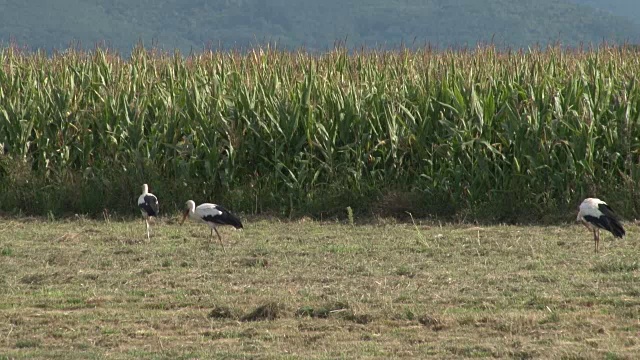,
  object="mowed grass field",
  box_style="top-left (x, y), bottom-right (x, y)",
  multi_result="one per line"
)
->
top-left (1, 216), bottom-right (639, 359)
